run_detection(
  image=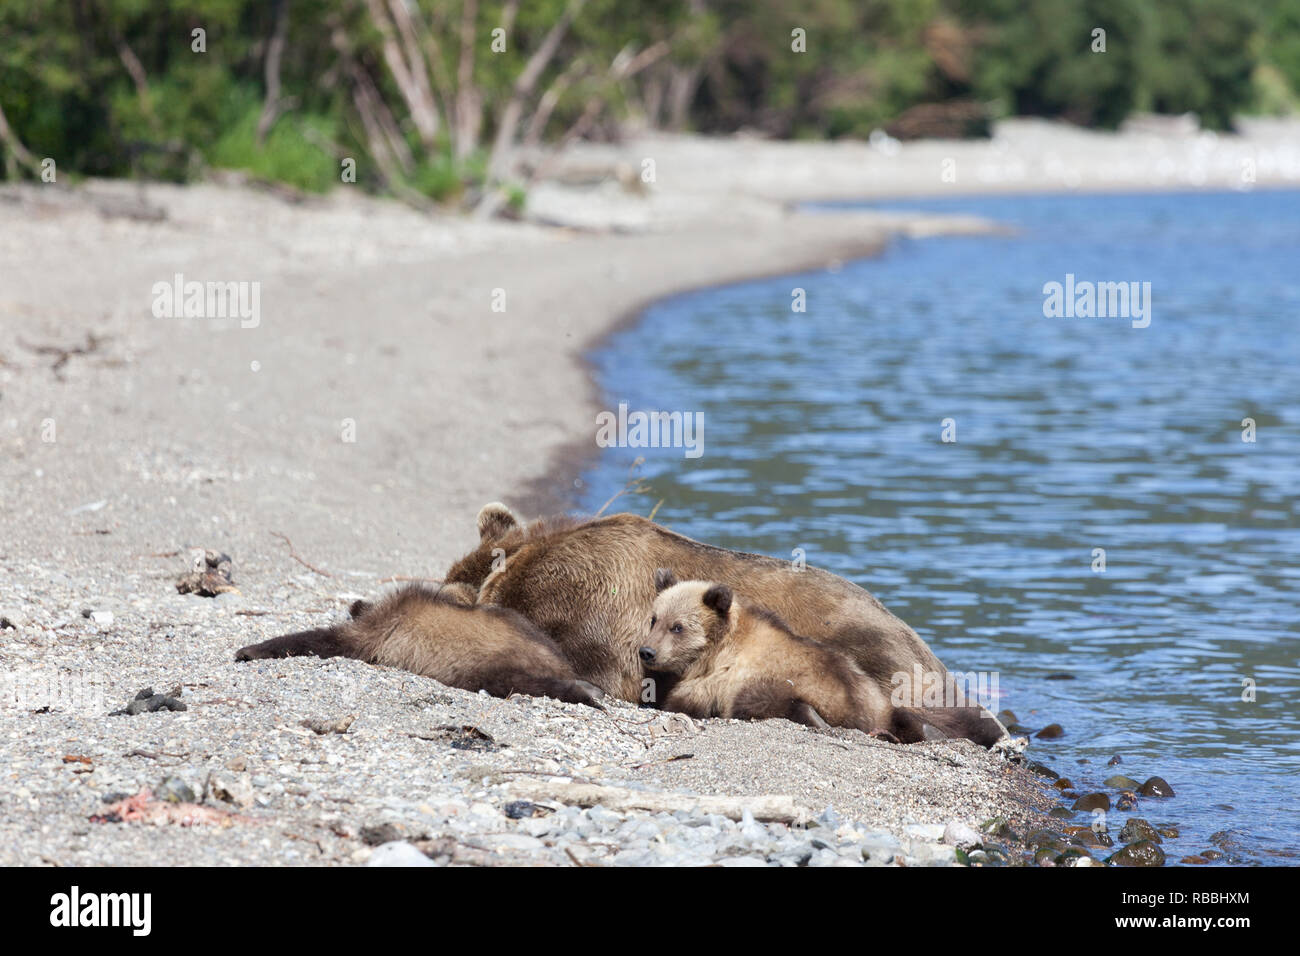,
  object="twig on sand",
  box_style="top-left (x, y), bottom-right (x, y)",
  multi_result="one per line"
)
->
top-left (124, 748), bottom-right (189, 762)
top-left (283, 830), bottom-right (327, 854)
top-left (270, 531), bottom-right (335, 577)
top-left (629, 753), bottom-right (694, 770)
top-left (17, 331), bottom-right (108, 375)
top-left (598, 709), bottom-right (656, 749)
